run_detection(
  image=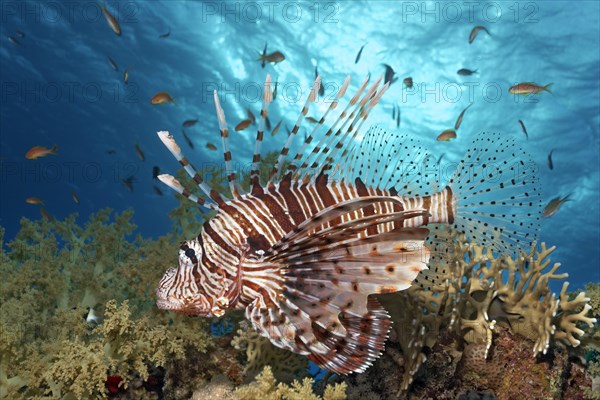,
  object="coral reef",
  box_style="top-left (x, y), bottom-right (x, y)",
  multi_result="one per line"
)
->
top-left (0, 210), bottom-right (213, 398)
top-left (343, 229), bottom-right (597, 399)
top-left (234, 366), bottom-right (347, 400)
